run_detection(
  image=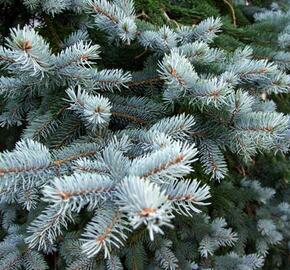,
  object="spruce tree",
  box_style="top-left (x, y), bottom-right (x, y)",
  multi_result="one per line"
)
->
top-left (0, 1), bottom-right (290, 269)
